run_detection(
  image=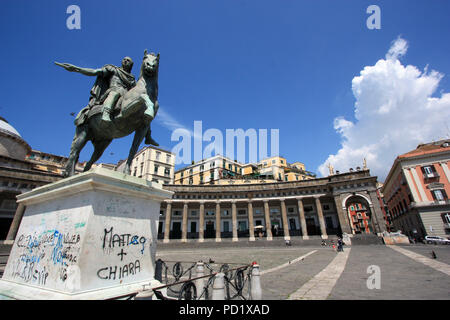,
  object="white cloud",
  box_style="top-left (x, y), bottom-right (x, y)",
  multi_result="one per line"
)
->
top-left (156, 107), bottom-right (192, 133)
top-left (318, 37), bottom-right (450, 181)
top-left (155, 106), bottom-right (203, 141)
